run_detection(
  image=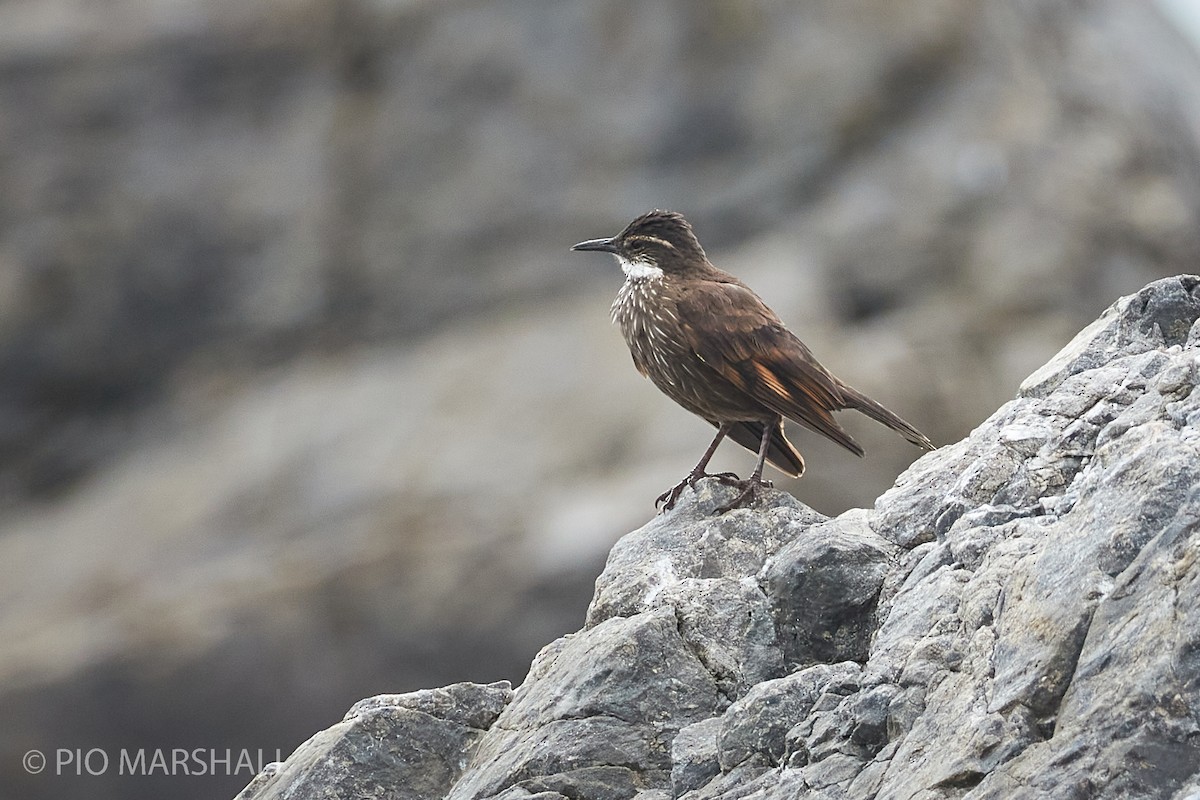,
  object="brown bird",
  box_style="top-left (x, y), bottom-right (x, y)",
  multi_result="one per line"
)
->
top-left (572, 210), bottom-right (934, 513)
